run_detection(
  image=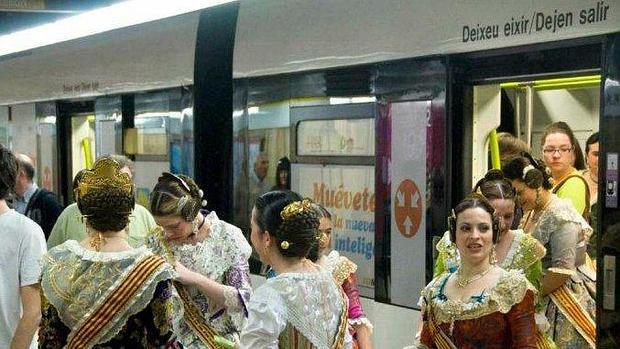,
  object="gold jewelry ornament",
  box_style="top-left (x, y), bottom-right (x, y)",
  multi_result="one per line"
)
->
top-left (456, 265), bottom-right (494, 288)
top-left (90, 232), bottom-right (104, 252)
top-left (76, 157), bottom-right (133, 201)
top-left (490, 245), bottom-right (498, 265)
top-left (280, 199), bottom-right (313, 221)
top-left (280, 240), bottom-right (290, 250)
